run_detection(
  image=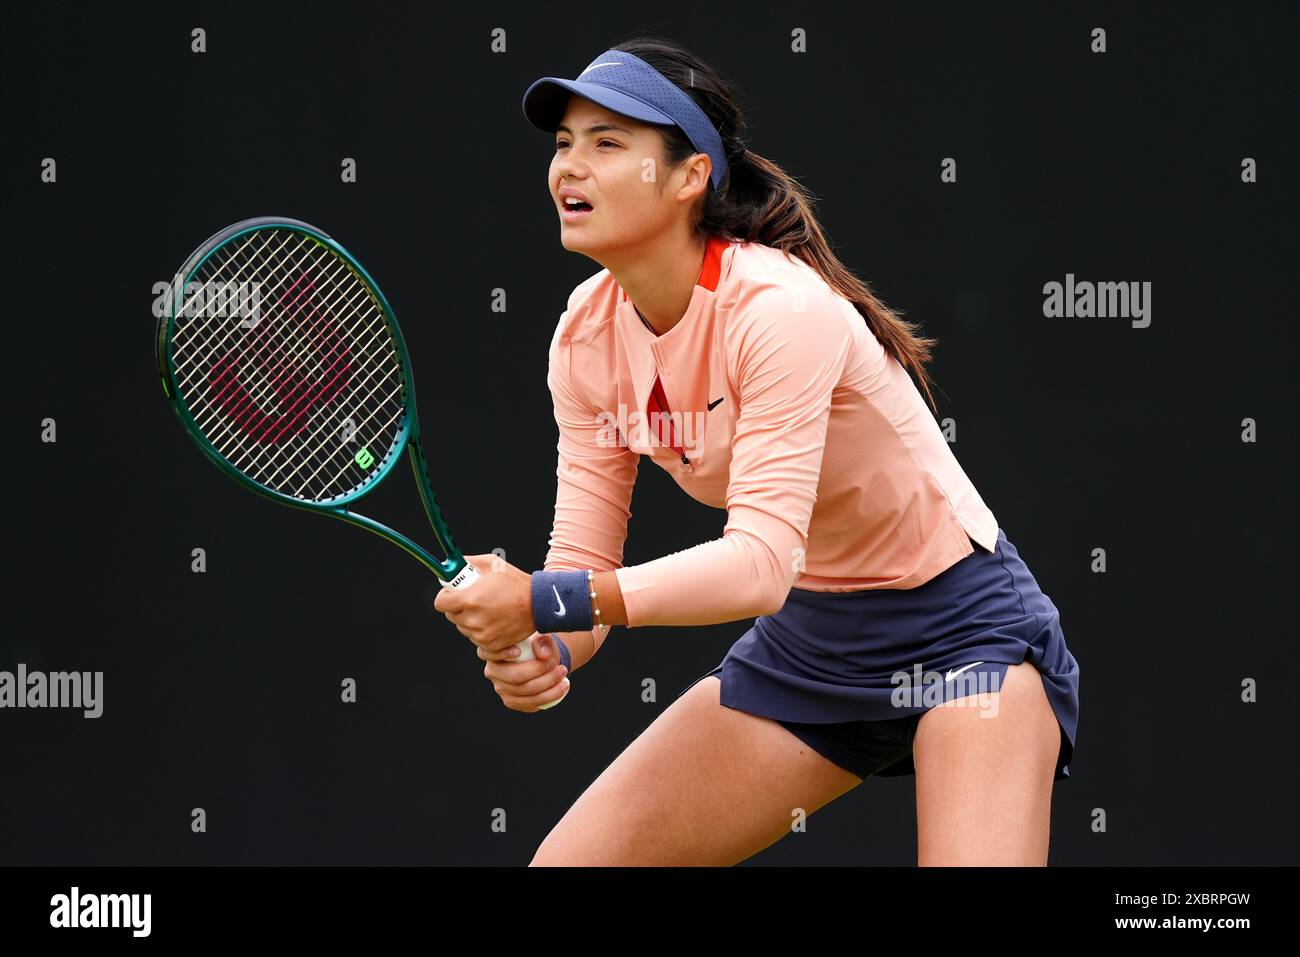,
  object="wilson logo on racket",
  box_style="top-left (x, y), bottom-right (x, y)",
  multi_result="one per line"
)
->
top-left (207, 272), bottom-right (354, 445)
top-left (158, 218), bottom-right (550, 697)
